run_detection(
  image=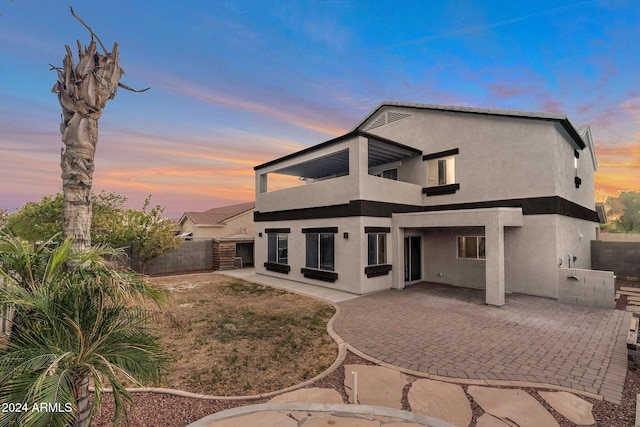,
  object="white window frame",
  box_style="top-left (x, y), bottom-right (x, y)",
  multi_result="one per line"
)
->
top-left (427, 155), bottom-right (455, 187)
top-left (457, 236), bottom-right (485, 260)
top-left (367, 233), bottom-right (387, 266)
